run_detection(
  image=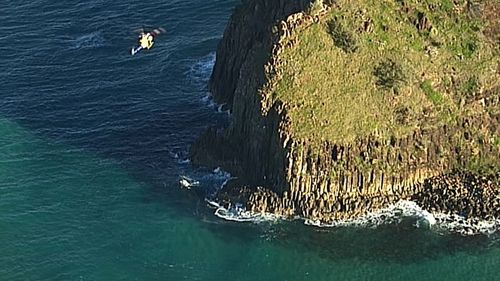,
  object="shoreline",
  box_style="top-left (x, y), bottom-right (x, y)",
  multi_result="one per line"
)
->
top-left (191, 0), bottom-right (499, 227)
top-left (209, 197), bottom-right (500, 236)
